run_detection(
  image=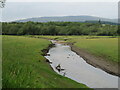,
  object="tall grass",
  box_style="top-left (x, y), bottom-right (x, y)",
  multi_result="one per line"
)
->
top-left (2, 36), bottom-right (88, 88)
